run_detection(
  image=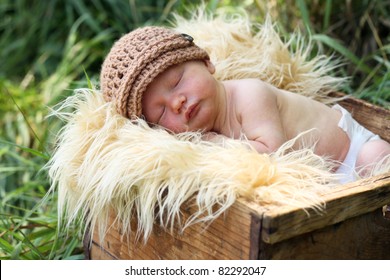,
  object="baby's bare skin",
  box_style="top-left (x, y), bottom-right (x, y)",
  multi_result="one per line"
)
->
top-left (219, 79), bottom-right (350, 163)
top-left (142, 59), bottom-right (385, 172)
